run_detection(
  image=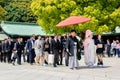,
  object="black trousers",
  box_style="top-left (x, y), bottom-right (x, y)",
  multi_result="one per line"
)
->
top-left (17, 52), bottom-right (22, 65)
top-left (113, 48), bottom-right (116, 56)
top-left (29, 49), bottom-right (35, 64)
top-left (7, 51), bottom-right (12, 63)
top-left (53, 50), bottom-right (59, 66)
top-left (0, 52), bottom-right (3, 62)
top-left (59, 52), bottom-right (63, 64)
top-left (3, 52), bottom-right (7, 63)
top-left (27, 53), bottom-right (29, 63)
top-left (107, 50), bottom-right (110, 57)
